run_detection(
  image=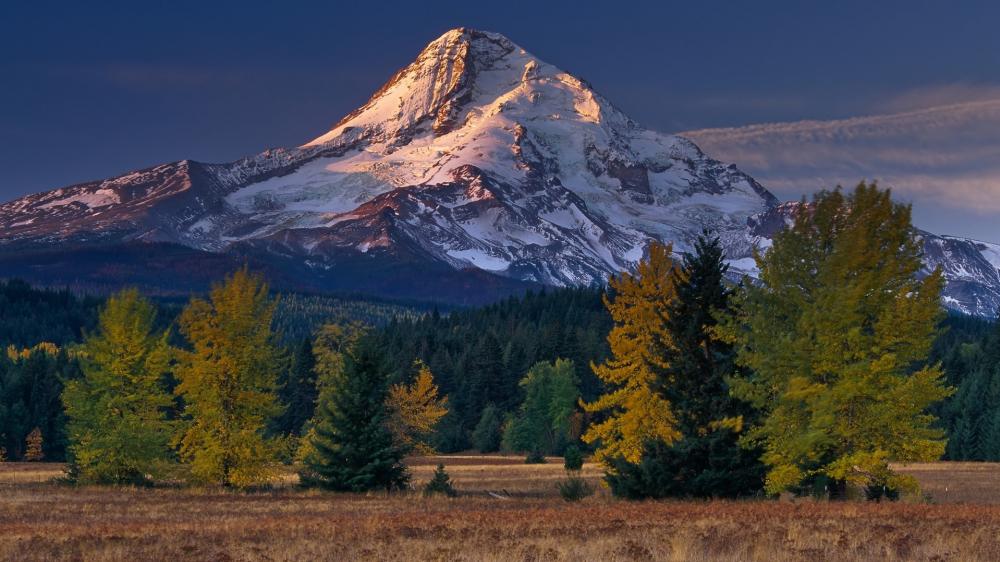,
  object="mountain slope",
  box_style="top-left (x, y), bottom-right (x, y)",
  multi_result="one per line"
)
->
top-left (0, 28), bottom-right (997, 315)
